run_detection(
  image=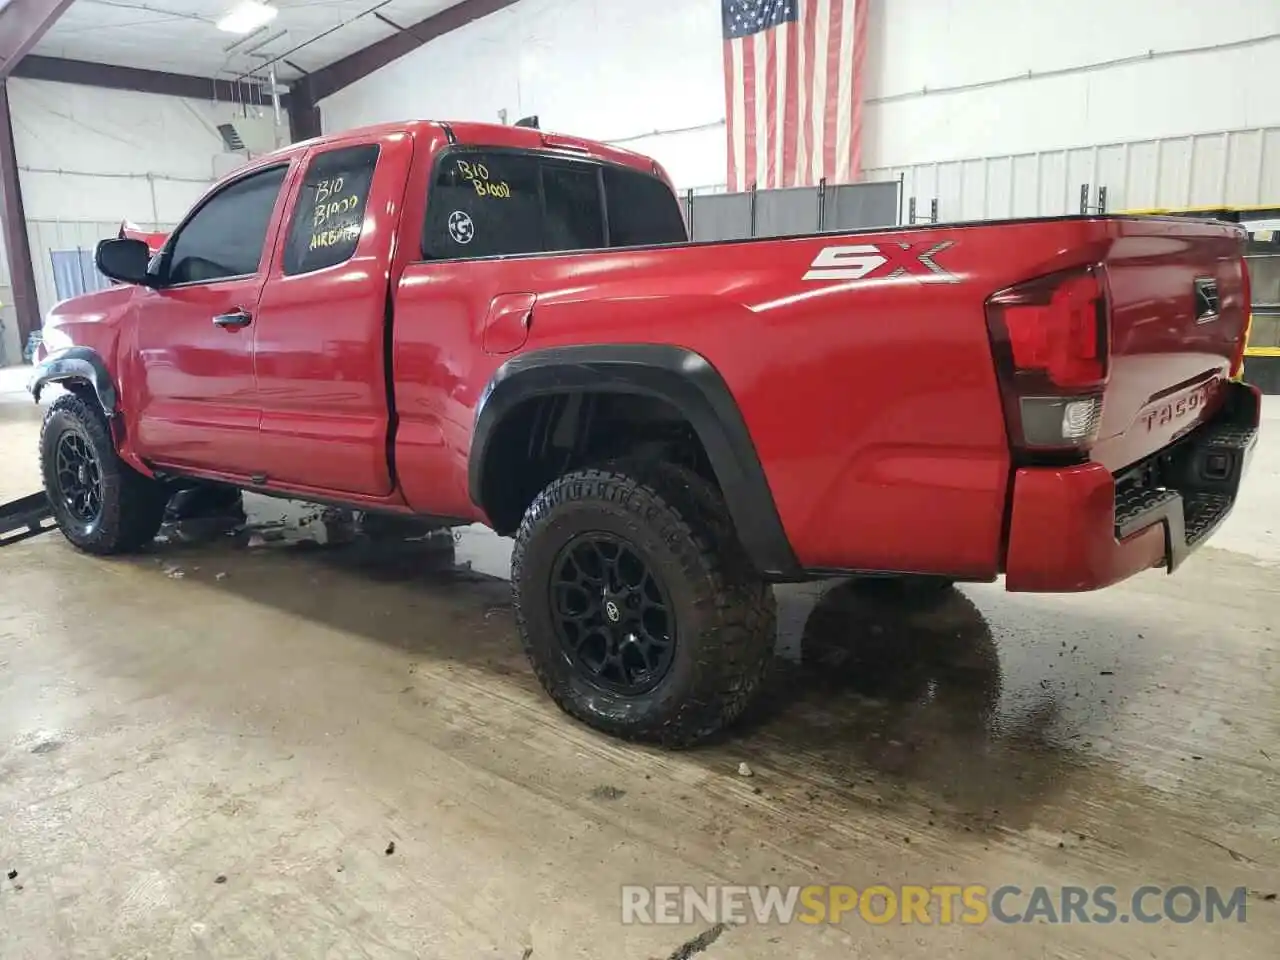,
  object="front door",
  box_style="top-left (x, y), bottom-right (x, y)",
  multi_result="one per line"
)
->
top-left (130, 162), bottom-right (293, 477)
top-left (251, 132), bottom-right (413, 495)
